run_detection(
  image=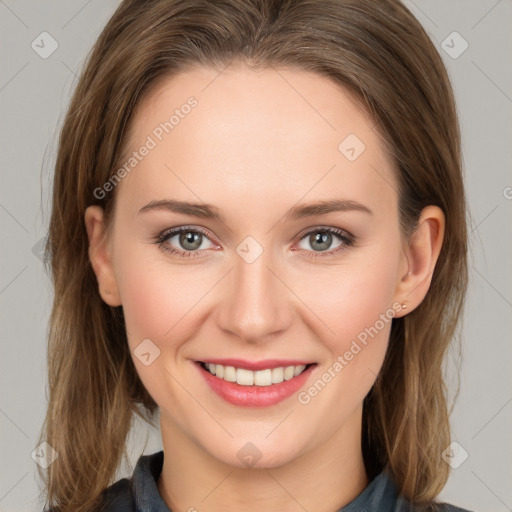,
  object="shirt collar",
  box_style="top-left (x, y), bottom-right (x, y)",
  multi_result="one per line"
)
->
top-left (132, 450), bottom-right (170, 511)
